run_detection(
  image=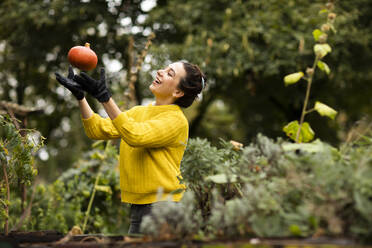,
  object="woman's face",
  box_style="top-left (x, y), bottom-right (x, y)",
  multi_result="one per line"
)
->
top-left (149, 62), bottom-right (186, 101)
